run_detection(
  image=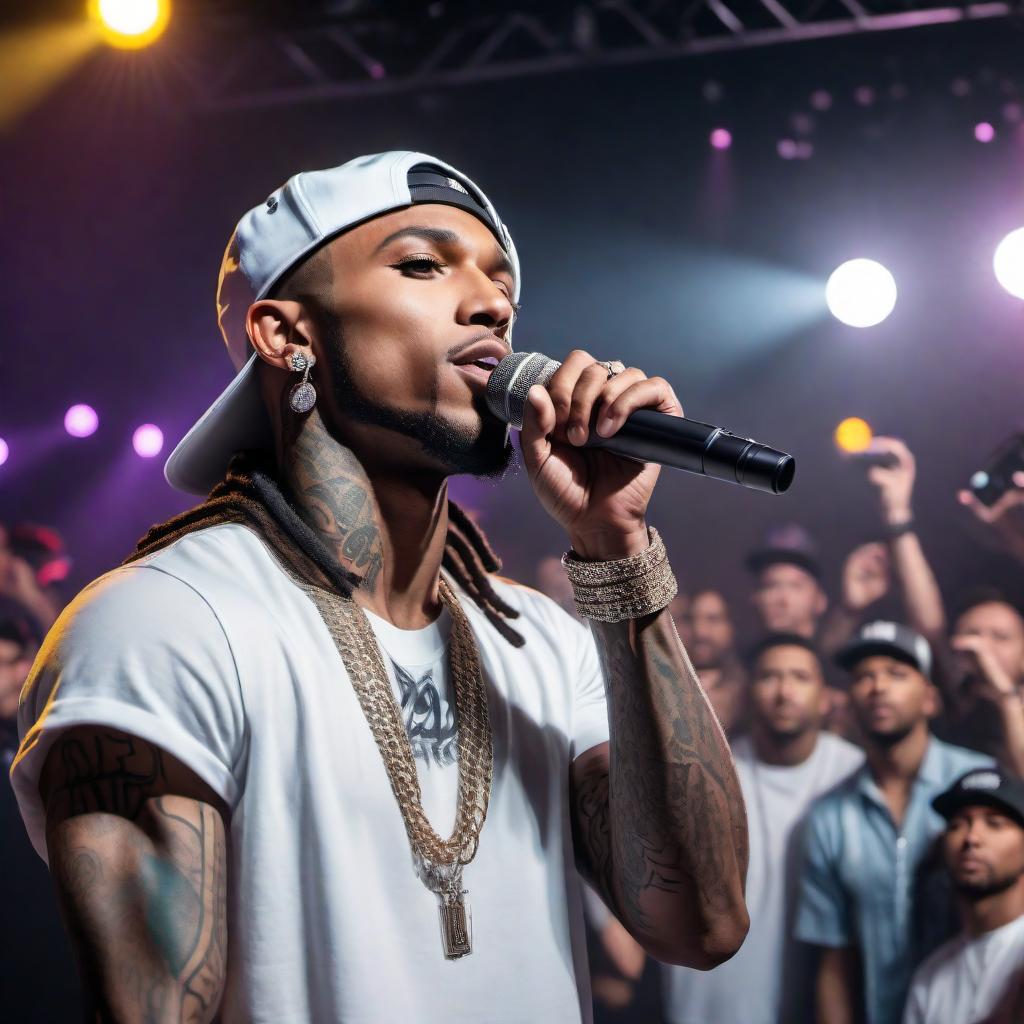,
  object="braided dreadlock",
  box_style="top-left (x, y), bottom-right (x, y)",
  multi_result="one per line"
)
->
top-left (126, 452), bottom-right (525, 647)
top-left (444, 502), bottom-right (523, 647)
